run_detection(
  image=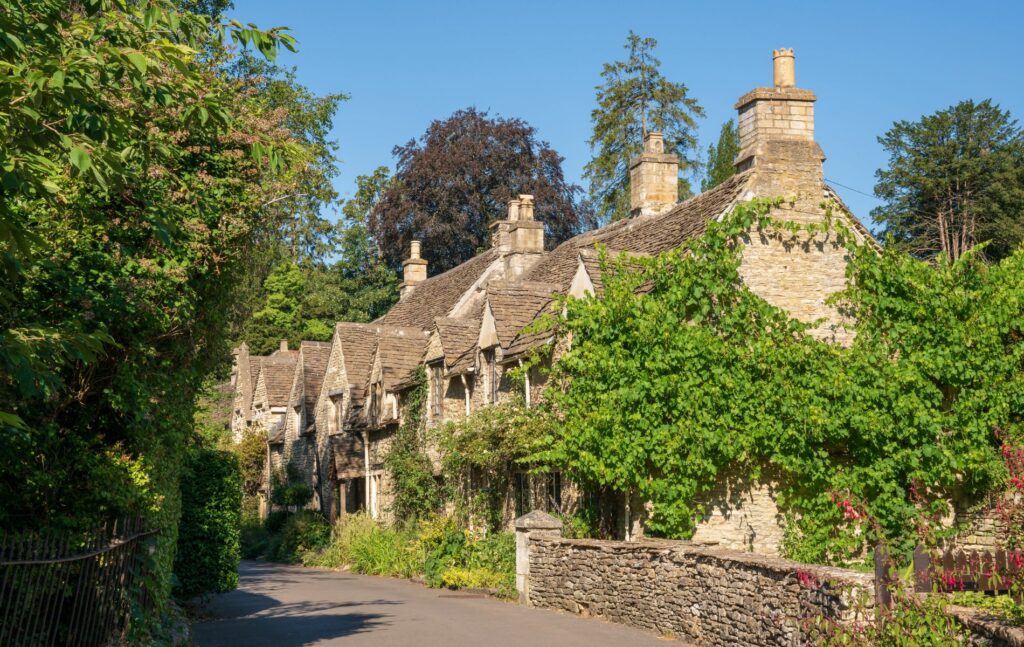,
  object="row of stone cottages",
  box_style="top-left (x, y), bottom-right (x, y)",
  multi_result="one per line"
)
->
top-left (229, 49), bottom-right (874, 555)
